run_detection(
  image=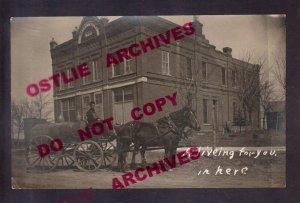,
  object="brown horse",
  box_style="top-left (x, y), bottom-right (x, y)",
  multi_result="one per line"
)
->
top-left (116, 106), bottom-right (200, 171)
